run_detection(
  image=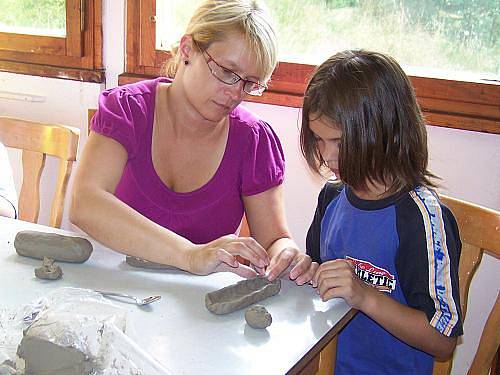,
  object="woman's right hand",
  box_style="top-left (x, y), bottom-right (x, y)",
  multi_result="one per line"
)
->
top-left (187, 234), bottom-right (269, 278)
